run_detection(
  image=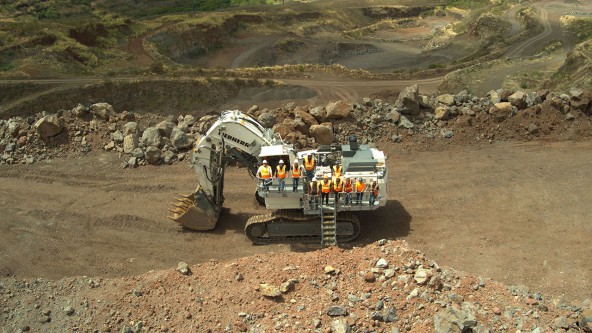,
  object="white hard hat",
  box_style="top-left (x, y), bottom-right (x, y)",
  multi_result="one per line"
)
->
top-left (373, 177), bottom-right (377, 181)
top-left (312, 177), bottom-right (317, 181)
top-left (262, 160), bottom-right (268, 164)
top-left (279, 159), bottom-right (284, 164)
